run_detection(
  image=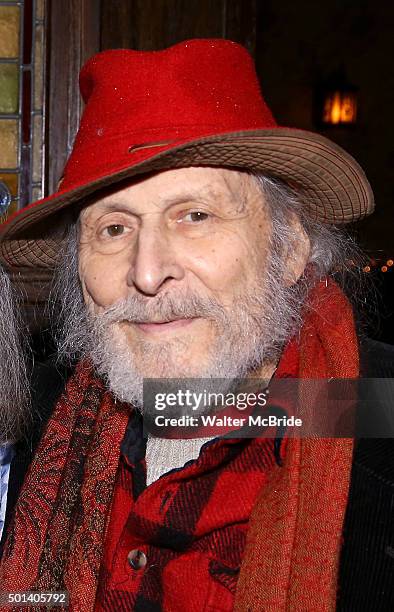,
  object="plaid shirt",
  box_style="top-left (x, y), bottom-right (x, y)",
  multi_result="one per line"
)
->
top-left (94, 411), bottom-right (278, 611)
